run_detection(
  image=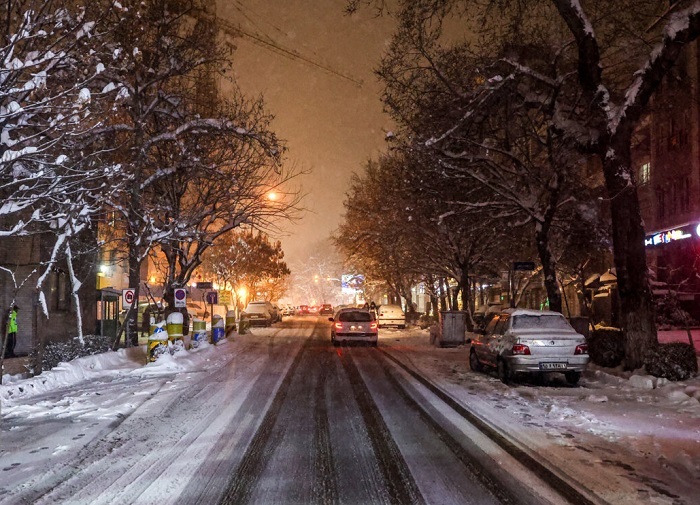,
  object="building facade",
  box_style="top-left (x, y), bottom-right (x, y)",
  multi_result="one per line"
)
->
top-left (636, 34), bottom-right (700, 319)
